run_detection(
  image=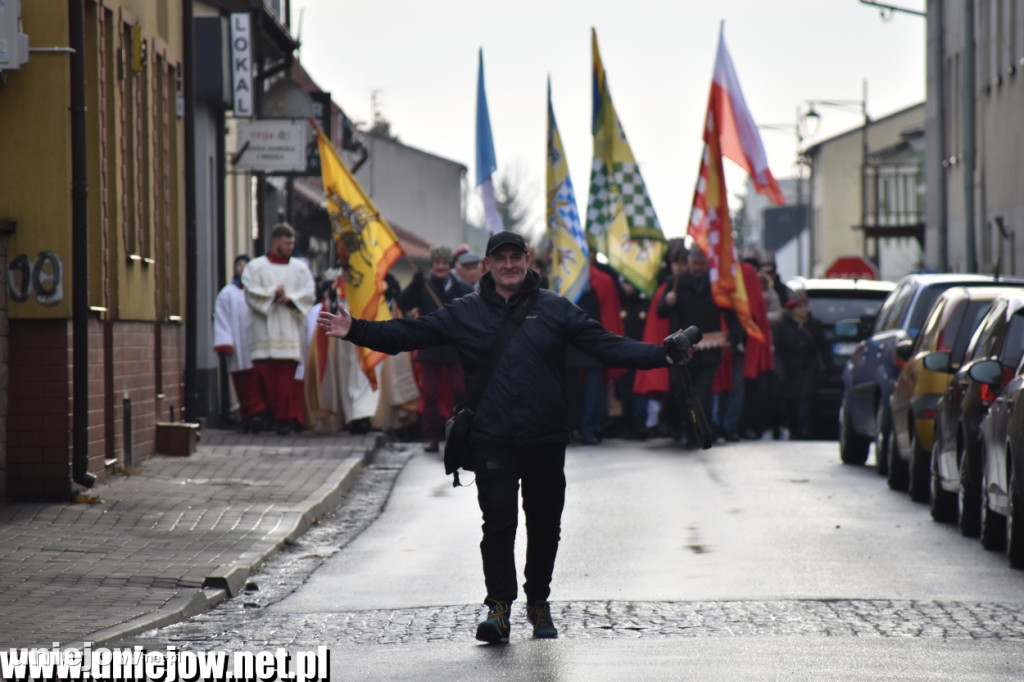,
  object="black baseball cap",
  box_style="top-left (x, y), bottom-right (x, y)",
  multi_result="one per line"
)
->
top-left (485, 231), bottom-right (528, 256)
